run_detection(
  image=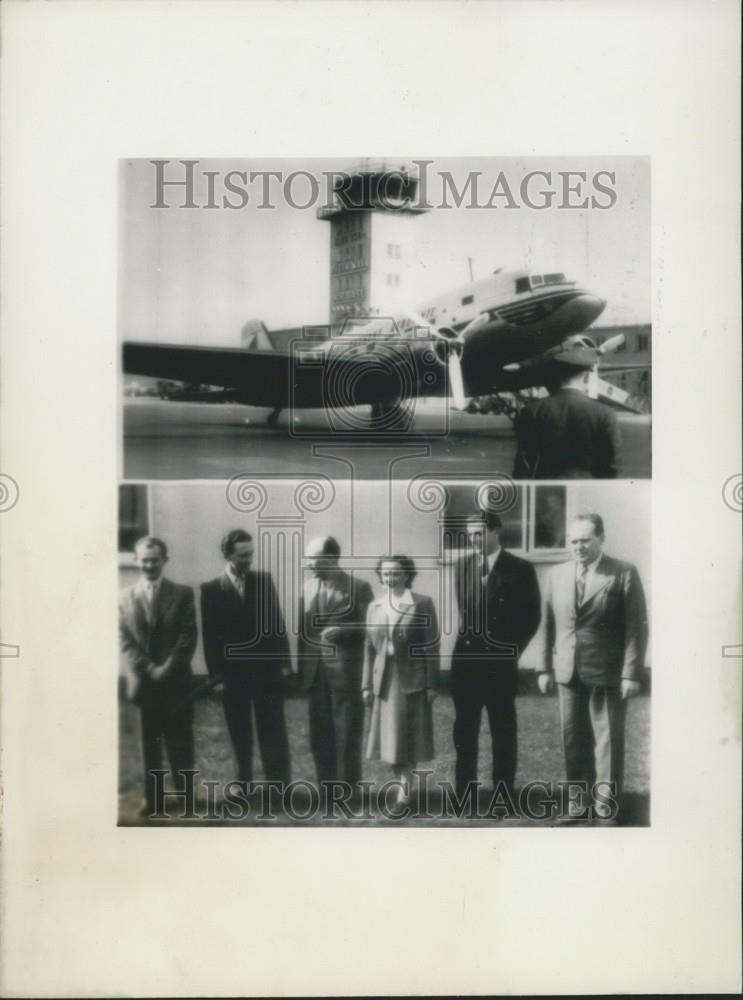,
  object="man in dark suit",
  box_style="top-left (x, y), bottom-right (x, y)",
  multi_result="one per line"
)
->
top-left (513, 350), bottom-right (622, 479)
top-left (119, 536), bottom-right (197, 815)
top-left (452, 511), bottom-right (541, 799)
top-left (536, 512), bottom-right (648, 820)
top-left (297, 536), bottom-right (373, 788)
top-left (201, 529), bottom-right (291, 786)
